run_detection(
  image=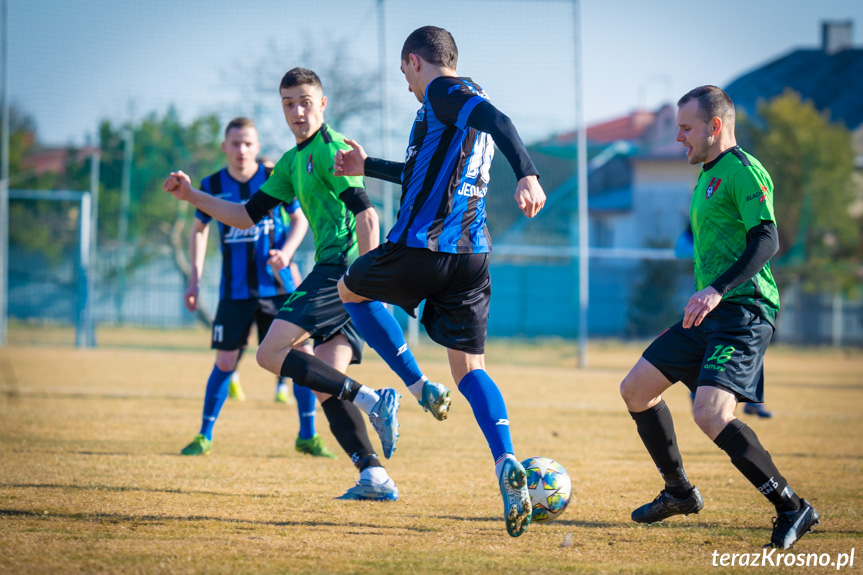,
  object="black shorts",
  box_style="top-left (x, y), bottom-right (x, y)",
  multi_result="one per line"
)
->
top-left (642, 304), bottom-right (774, 403)
top-left (211, 295), bottom-right (286, 351)
top-left (343, 242), bottom-right (490, 354)
top-left (275, 262), bottom-right (364, 365)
